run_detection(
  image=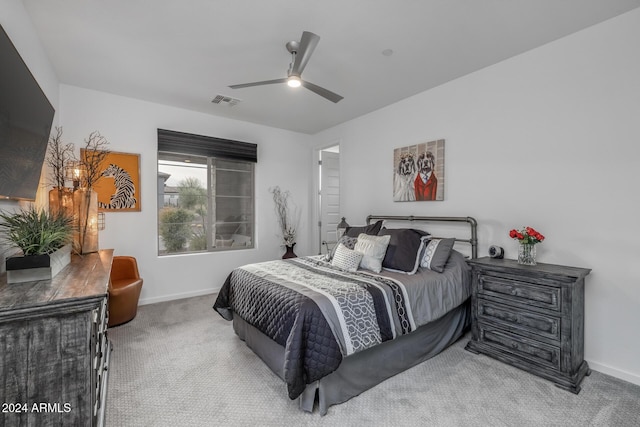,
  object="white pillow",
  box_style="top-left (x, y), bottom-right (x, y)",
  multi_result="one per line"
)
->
top-left (354, 233), bottom-right (391, 273)
top-left (331, 243), bottom-right (364, 272)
